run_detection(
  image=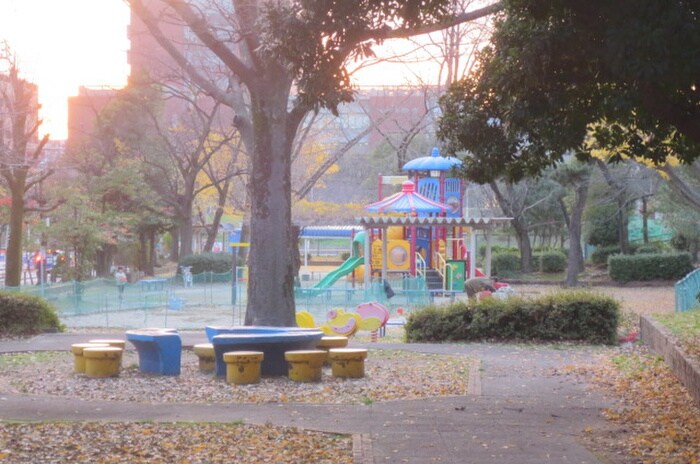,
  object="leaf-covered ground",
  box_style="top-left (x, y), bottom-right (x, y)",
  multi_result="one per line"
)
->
top-left (0, 422), bottom-right (352, 464)
top-left (0, 348), bottom-right (473, 463)
top-left (0, 349), bottom-right (472, 405)
top-left (577, 346), bottom-right (700, 464)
